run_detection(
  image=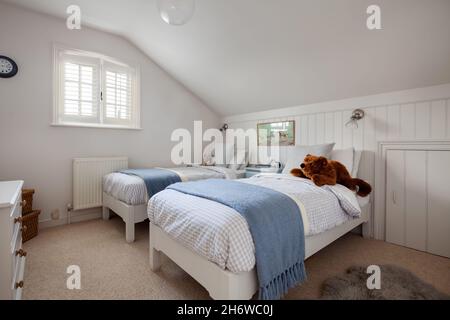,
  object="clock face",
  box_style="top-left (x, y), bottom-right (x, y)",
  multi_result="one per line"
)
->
top-left (0, 59), bottom-right (13, 74)
top-left (0, 56), bottom-right (18, 78)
